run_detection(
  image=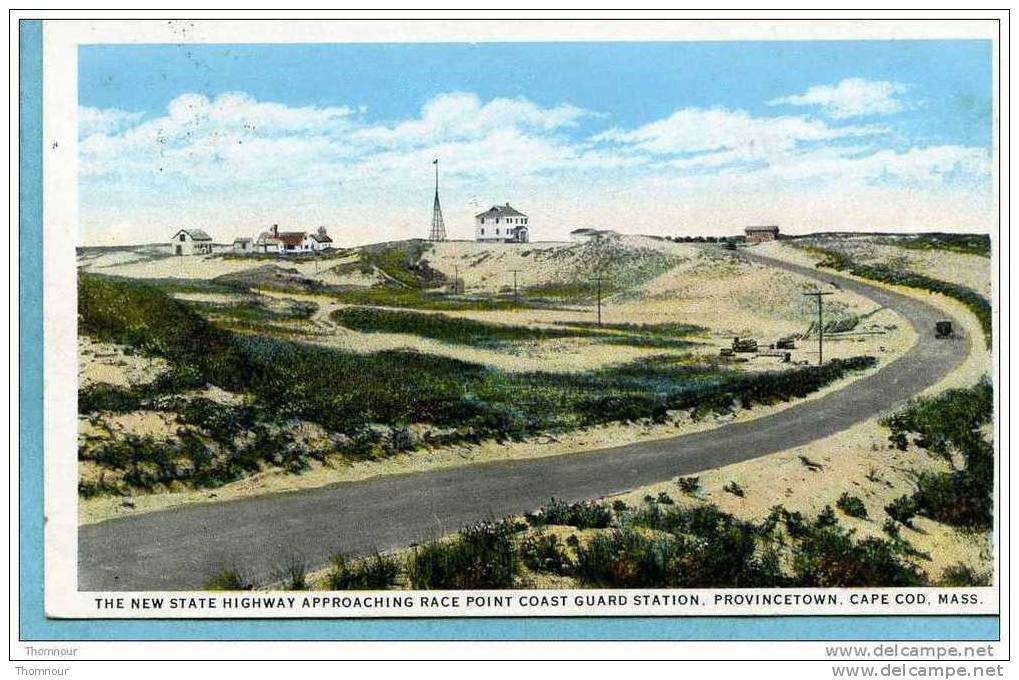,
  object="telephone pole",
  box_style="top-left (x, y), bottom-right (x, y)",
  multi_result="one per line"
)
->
top-left (803, 289), bottom-right (833, 365)
top-left (510, 269), bottom-right (522, 300)
top-left (593, 274), bottom-right (606, 326)
top-left (452, 265), bottom-right (460, 294)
